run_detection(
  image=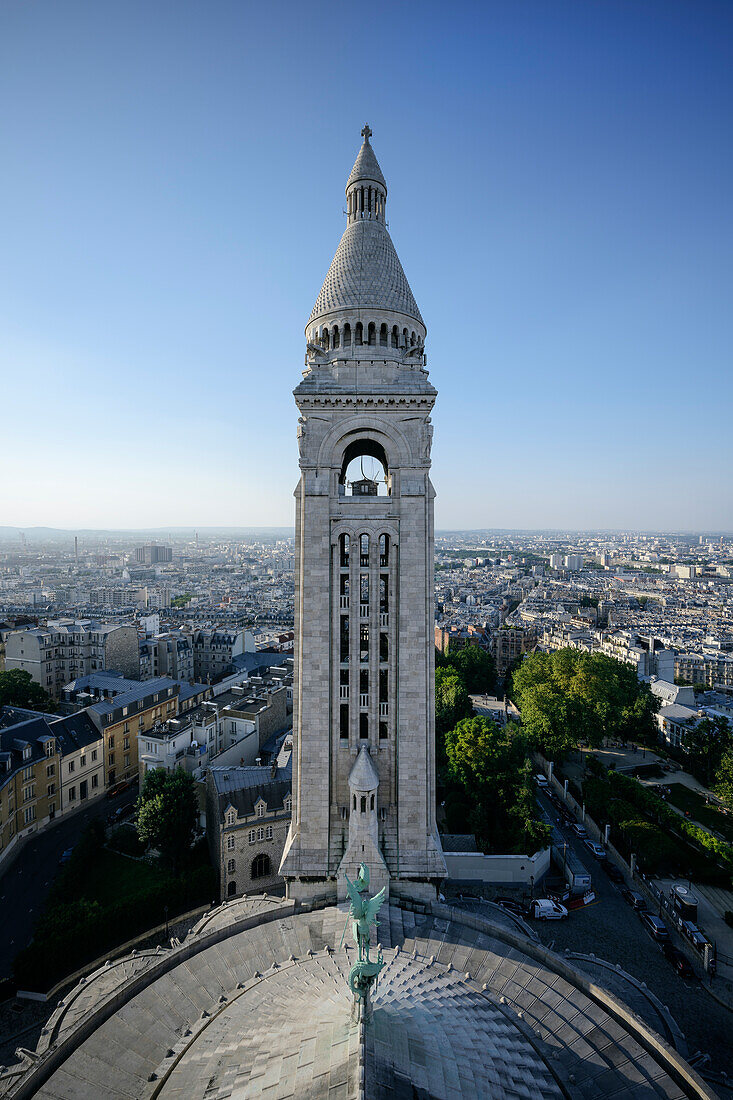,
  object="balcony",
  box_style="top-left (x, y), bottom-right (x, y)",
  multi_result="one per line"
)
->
top-left (380, 613), bottom-right (389, 629)
top-left (340, 595), bottom-right (349, 609)
top-left (339, 685), bottom-right (349, 700)
top-left (359, 693), bottom-right (370, 708)
top-left (379, 702), bottom-right (389, 717)
top-left (359, 603), bottom-right (369, 619)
